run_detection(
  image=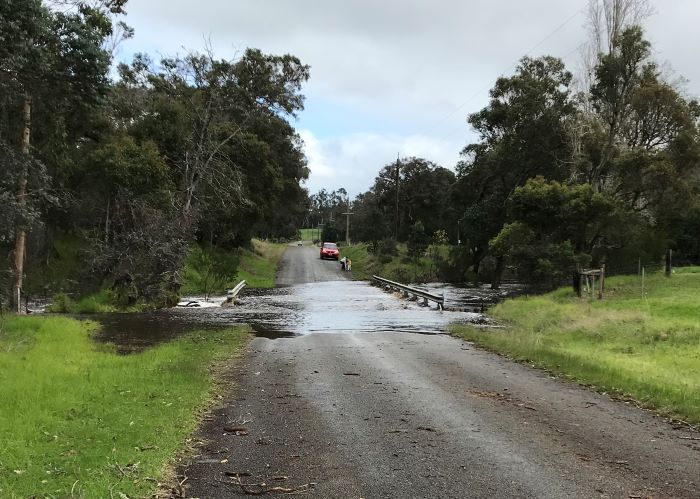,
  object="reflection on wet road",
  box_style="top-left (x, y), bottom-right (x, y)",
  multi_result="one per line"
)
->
top-left (93, 280), bottom-right (520, 351)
